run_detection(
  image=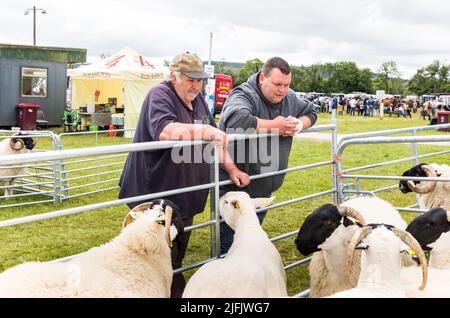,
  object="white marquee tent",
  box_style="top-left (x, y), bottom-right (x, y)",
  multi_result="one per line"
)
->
top-left (69, 47), bottom-right (169, 138)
